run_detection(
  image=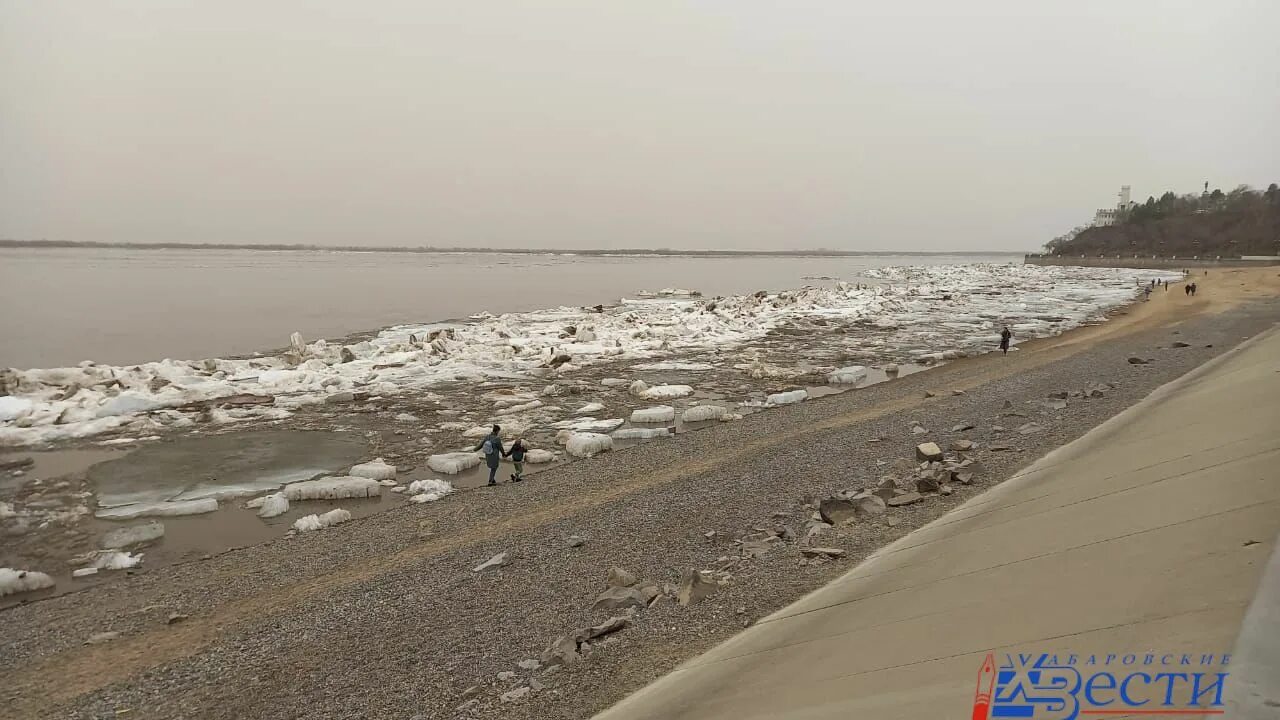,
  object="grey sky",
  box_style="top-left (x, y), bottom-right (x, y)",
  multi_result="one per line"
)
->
top-left (2, 1), bottom-right (1277, 252)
